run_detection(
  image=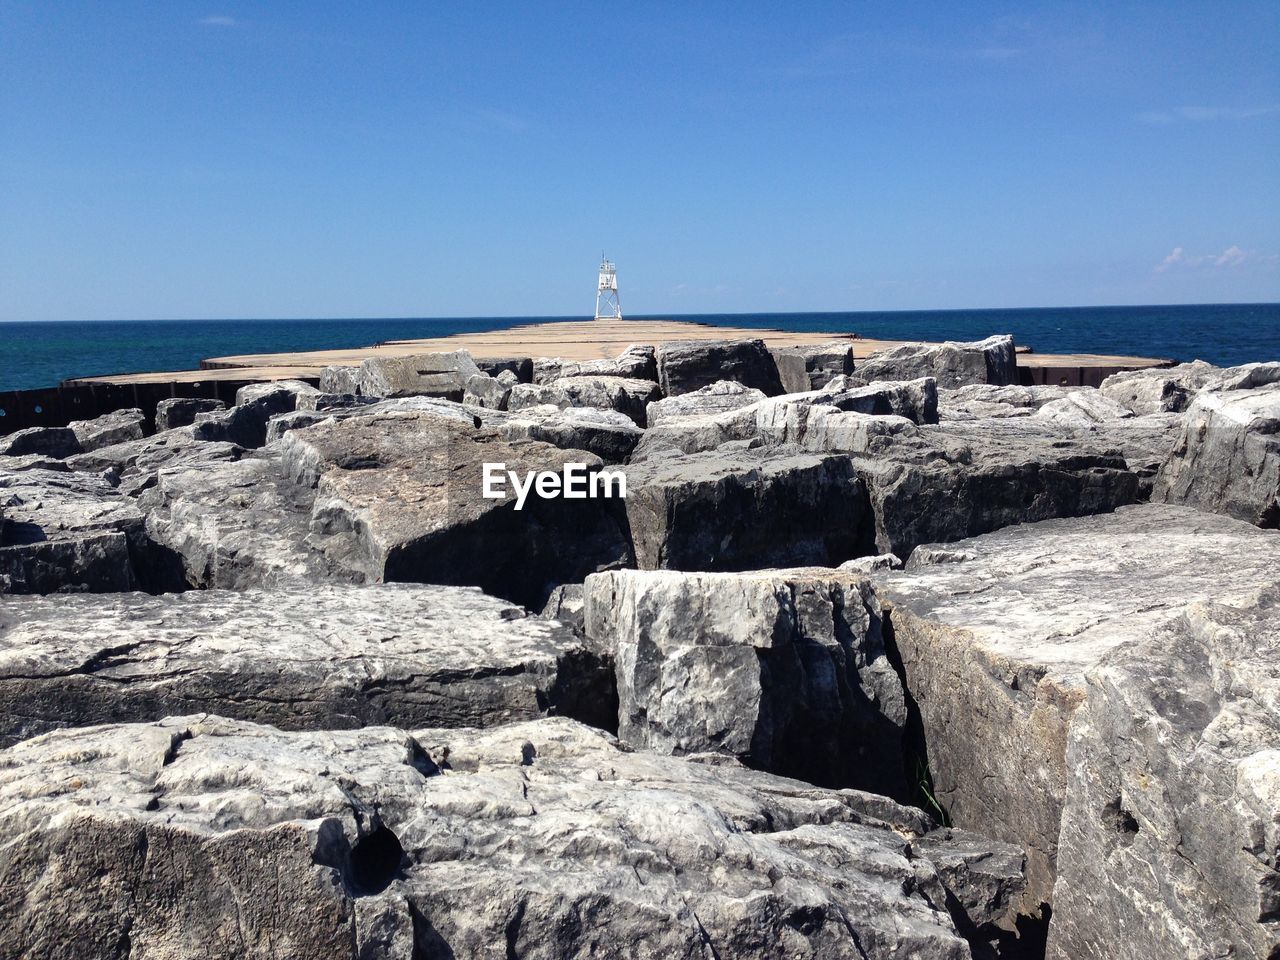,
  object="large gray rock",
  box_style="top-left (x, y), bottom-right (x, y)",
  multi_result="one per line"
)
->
top-left (656, 338), bottom-right (786, 397)
top-left (1203, 360), bottom-right (1280, 392)
top-left (139, 453), bottom-right (346, 590)
top-left (508, 376), bottom-right (662, 426)
top-left (462, 370), bottom-right (516, 410)
top-left (154, 396), bottom-right (226, 431)
top-left (0, 714), bottom-right (1025, 959)
top-left (645, 380), bottom-right (767, 426)
top-left (67, 427), bottom-right (244, 496)
top-left (857, 335), bottom-right (1017, 389)
top-left (583, 568), bottom-right (908, 797)
top-left (938, 384), bottom-right (1082, 421)
top-left (819, 376), bottom-right (939, 424)
top-left (193, 379), bottom-right (318, 448)
top-left (476, 356), bottom-right (533, 382)
top-left (0, 425), bottom-right (81, 459)
top-left (533, 344), bottom-right (657, 383)
top-left (0, 468), bottom-right (146, 593)
top-left (67, 407), bottom-right (145, 452)
top-left (1098, 360), bottom-right (1217, 414)
top-left (355, 351), bottom-right (481, 399)
top-left (1048, 588), bottom-right (1280, 960)
top-left (1153, 381), bottom-right (1280, 527)
top-left (844, 417), bottom-right (1140, 558)
top-left (1032, 389), bottom-right (1133, 426)
top-left (283, 411), bottom-right (631, 607)
top-left (875, 504), bottom-right (1280, 915)
top-left (0, 583), bottom-right (611, 746)
top-left (484, 404), bottom-right (643, 464)
top-left (770, 342), bottom-right (855, 392)
top-left (318, 363), bottom-right (361, 394)
top-left (623, 449), bottom-right (870, 571)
